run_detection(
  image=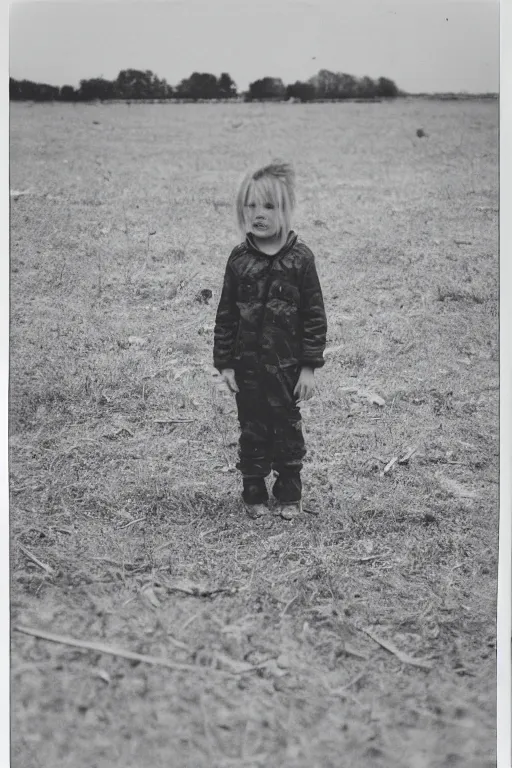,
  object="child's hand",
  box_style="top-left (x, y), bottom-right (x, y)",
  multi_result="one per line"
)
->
top-left (294, 367), bottom-right (315, 402)
top-left (221, 368), bottom-right (239, 393)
